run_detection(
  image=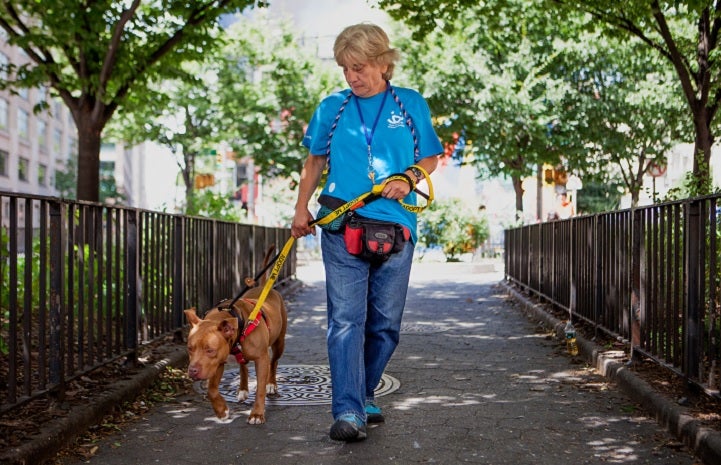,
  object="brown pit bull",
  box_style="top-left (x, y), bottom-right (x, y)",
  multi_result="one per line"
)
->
top-left (184, 251), bottom-right (288, 424)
